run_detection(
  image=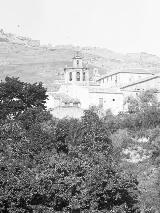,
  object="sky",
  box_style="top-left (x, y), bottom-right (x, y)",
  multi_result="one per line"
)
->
top-left (0, 0), bottom-right (160, 55)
